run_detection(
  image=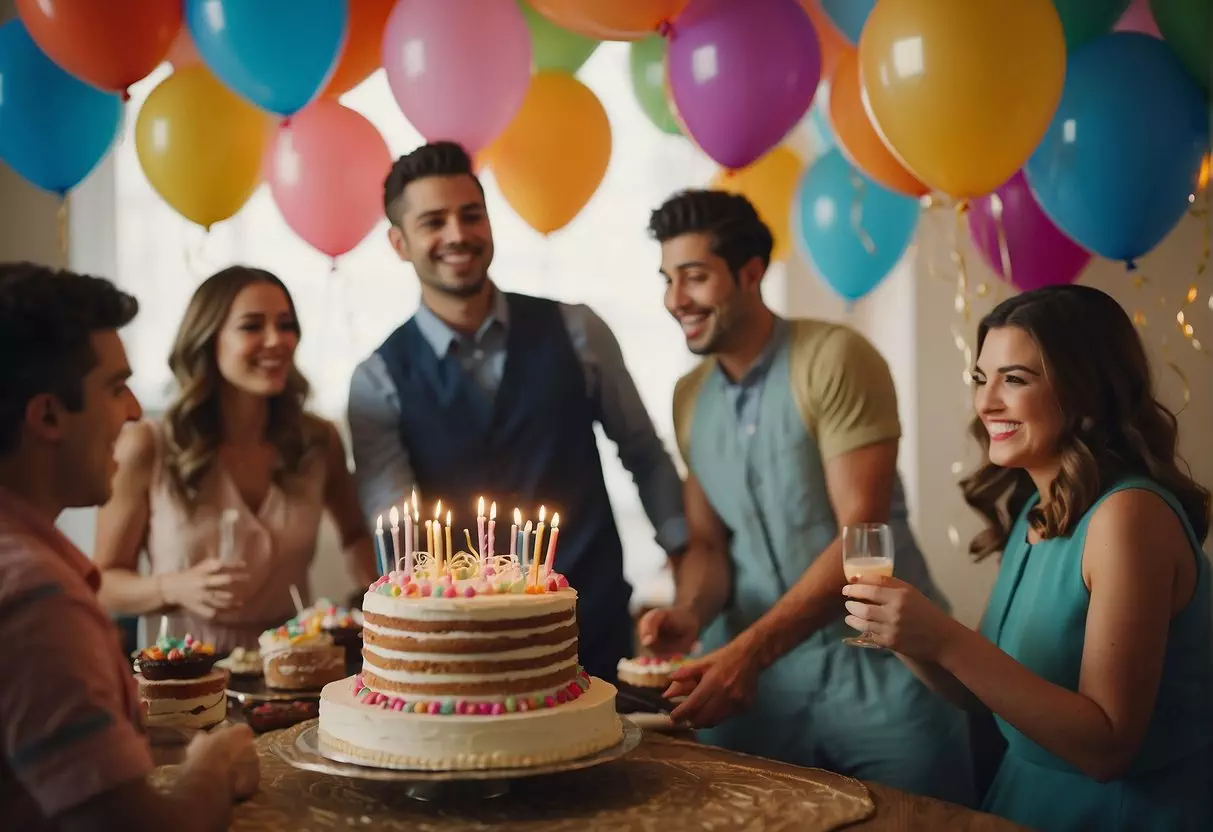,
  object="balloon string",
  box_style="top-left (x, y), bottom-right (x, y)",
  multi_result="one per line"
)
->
top-left (849, 174), bottom-right (876, 255)
top-left (1174, 190), bottom-right (1210, 356)
top-left (950, 201), bottom-right (971, 322)
top-left (56, 196), bottom-right (69, 260)
top-left (182, 225), bottom-right (210, 281)
top-left (990, 193), bottom-right (1013, 287)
